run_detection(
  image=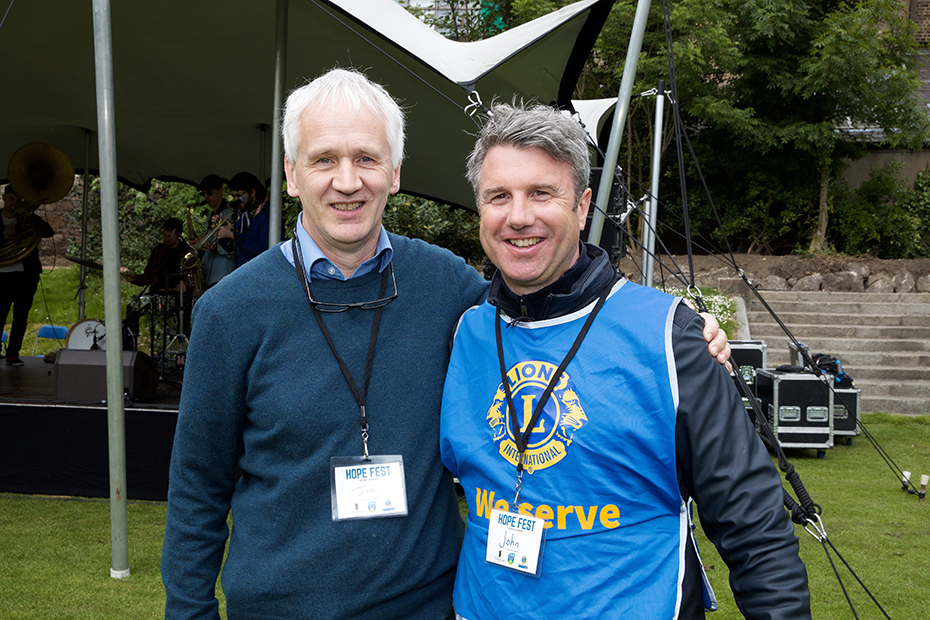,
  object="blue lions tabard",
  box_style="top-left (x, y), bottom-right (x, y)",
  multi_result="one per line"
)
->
top-left (440, 280), bottom-right (690, 619)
